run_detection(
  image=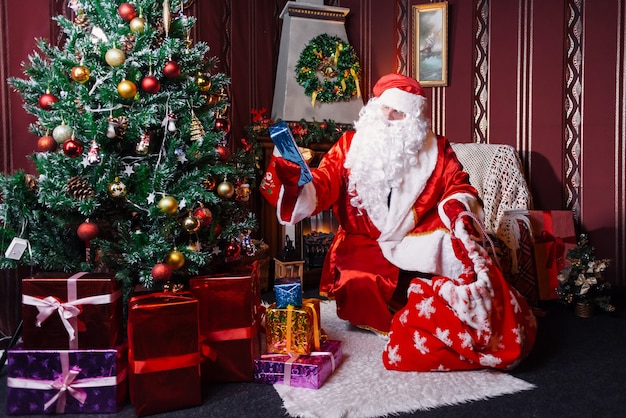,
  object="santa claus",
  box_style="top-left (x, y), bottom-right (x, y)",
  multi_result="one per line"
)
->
top-left (263, 73), bottom-right (536, 371)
